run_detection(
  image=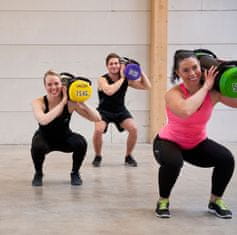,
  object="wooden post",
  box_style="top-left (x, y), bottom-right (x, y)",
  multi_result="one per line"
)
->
top-left (149, 0), bottom-right (168, 142)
